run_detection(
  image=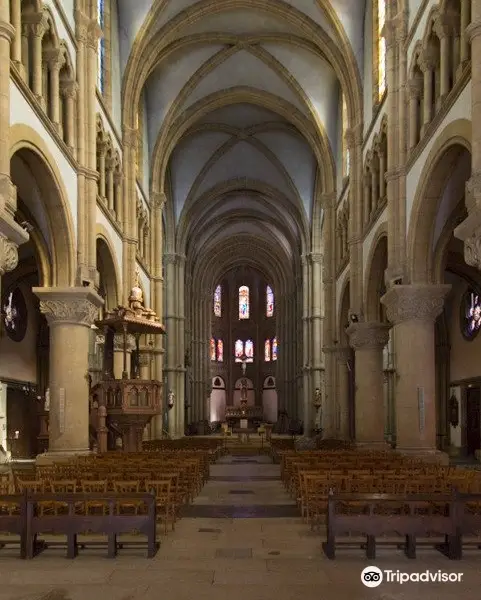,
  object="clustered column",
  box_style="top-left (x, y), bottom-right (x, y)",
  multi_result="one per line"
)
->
top-left (301, 254), bottom-right (311, 431)
top-left (455, 3), bottom-right (481, 262)
top-left (0, 7), bottom-right (29, 307)
top-left (347, 322), bottom-right (390, 446)
top-left (381, 285), bottom-right (450, 458)
top-left (310, 252), bottom-right (324, 430)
